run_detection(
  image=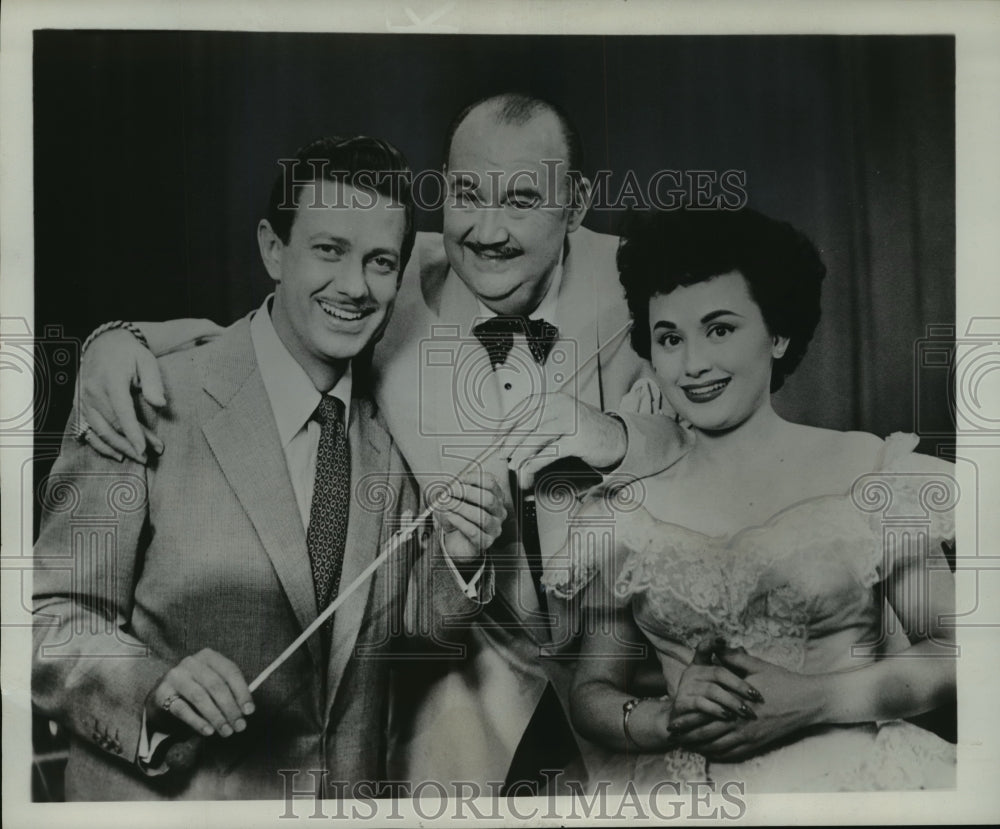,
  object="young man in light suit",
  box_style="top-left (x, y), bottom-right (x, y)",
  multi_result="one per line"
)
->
top-left (31, 136), bottom-right (505, 800)
top-left (72, 94), bottom-right (690, 790)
